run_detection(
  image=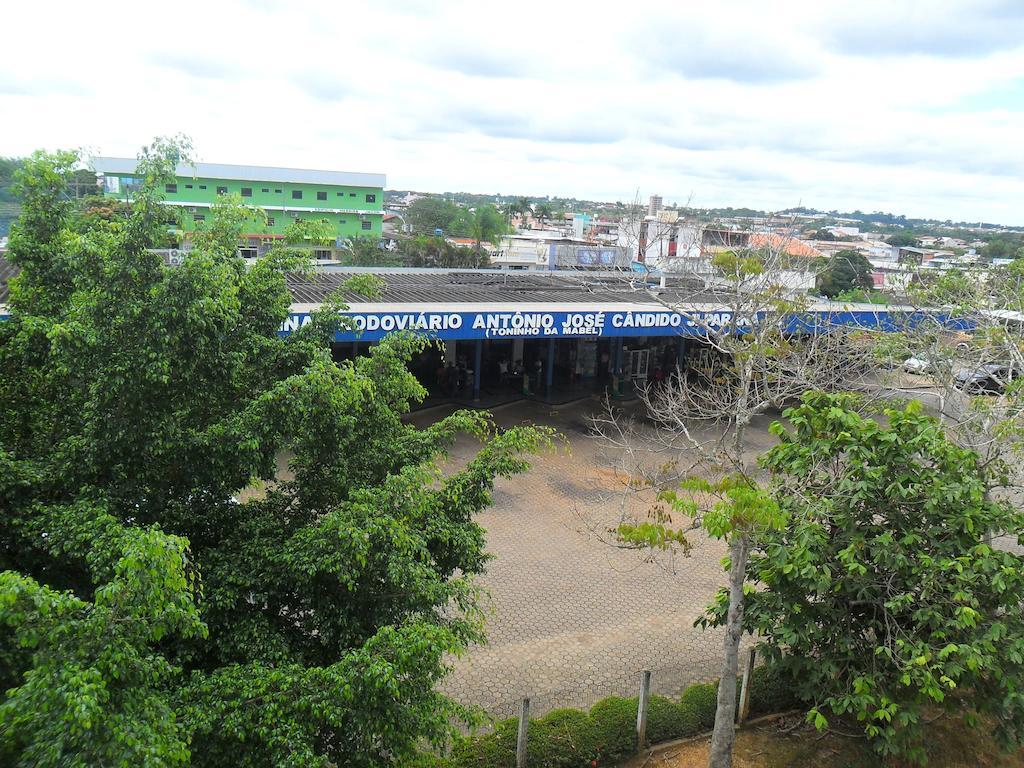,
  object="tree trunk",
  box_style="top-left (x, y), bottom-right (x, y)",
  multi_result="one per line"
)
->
top-left (708, 533), bottom-right (751, 768)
